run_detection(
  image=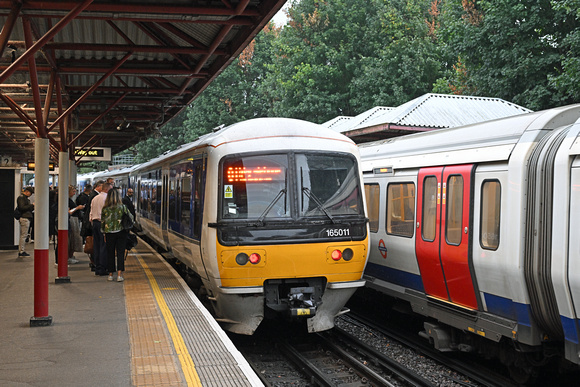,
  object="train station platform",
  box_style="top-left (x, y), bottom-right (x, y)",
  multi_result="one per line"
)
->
top-left (0, 237), bottom-right (262, 386)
